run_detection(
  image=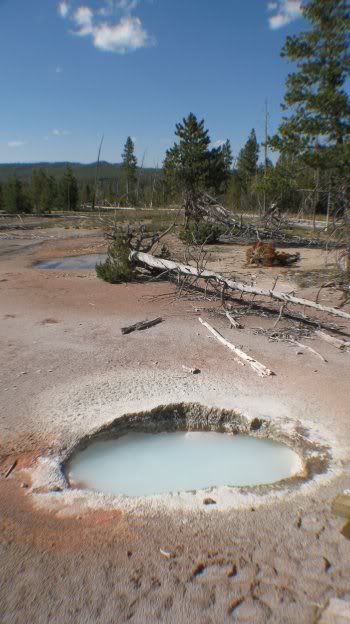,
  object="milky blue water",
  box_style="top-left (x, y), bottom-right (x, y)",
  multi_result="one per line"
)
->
top-left (36, 253), bottom-right (107, 269)
top-left (67, 432), bottom-right (301, 497)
